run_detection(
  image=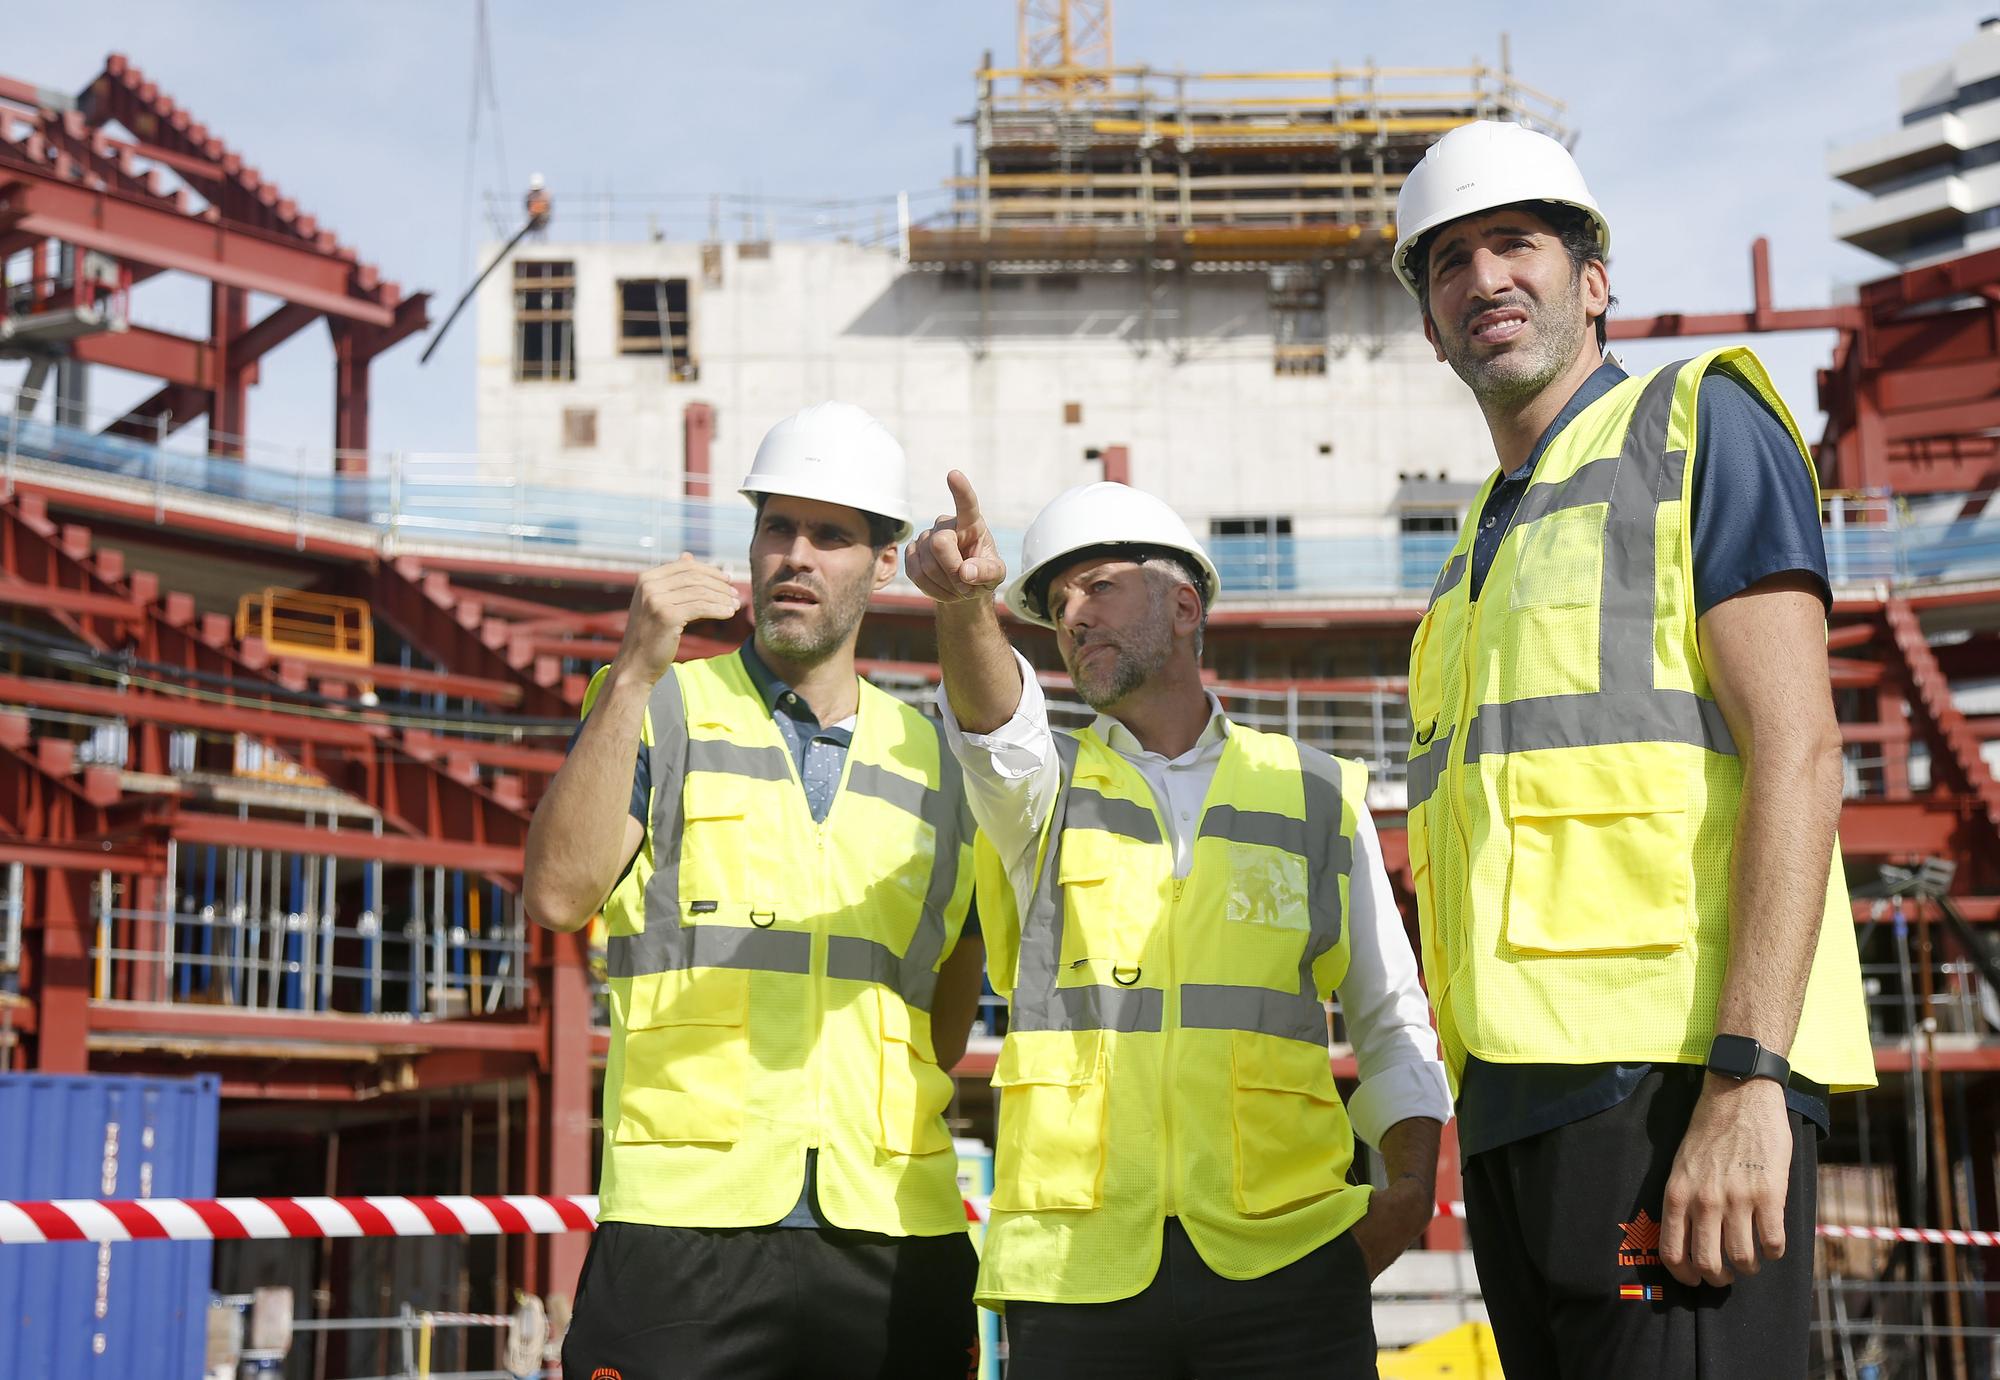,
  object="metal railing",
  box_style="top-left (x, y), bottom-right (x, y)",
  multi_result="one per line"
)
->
top-left (86, 844), bottom-right (531, 1020)
top-left (0, 860), bottom-right (21, 990)
top-left (11, 387), bottom-right (2000, 598)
